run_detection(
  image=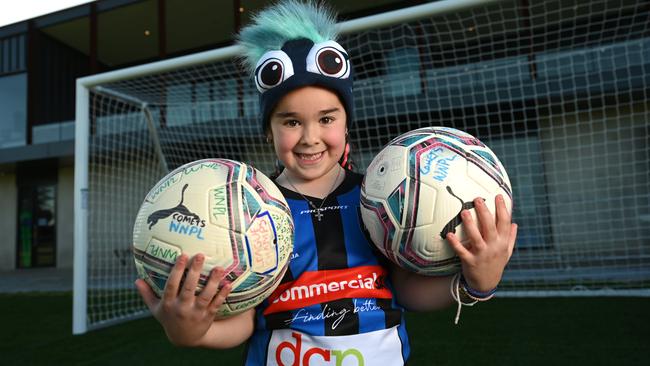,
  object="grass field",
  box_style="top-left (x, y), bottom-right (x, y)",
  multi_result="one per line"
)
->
top-left (1, 293), bottom-right (648, 365)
